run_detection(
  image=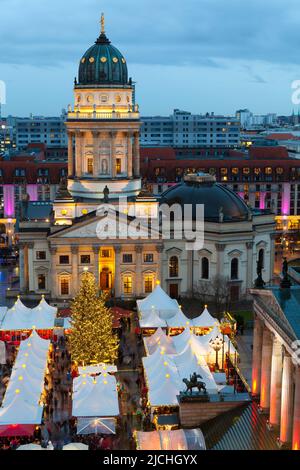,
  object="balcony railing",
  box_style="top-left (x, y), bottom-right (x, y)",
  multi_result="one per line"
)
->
top-left (67, 111), bottom-right (140, 120)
